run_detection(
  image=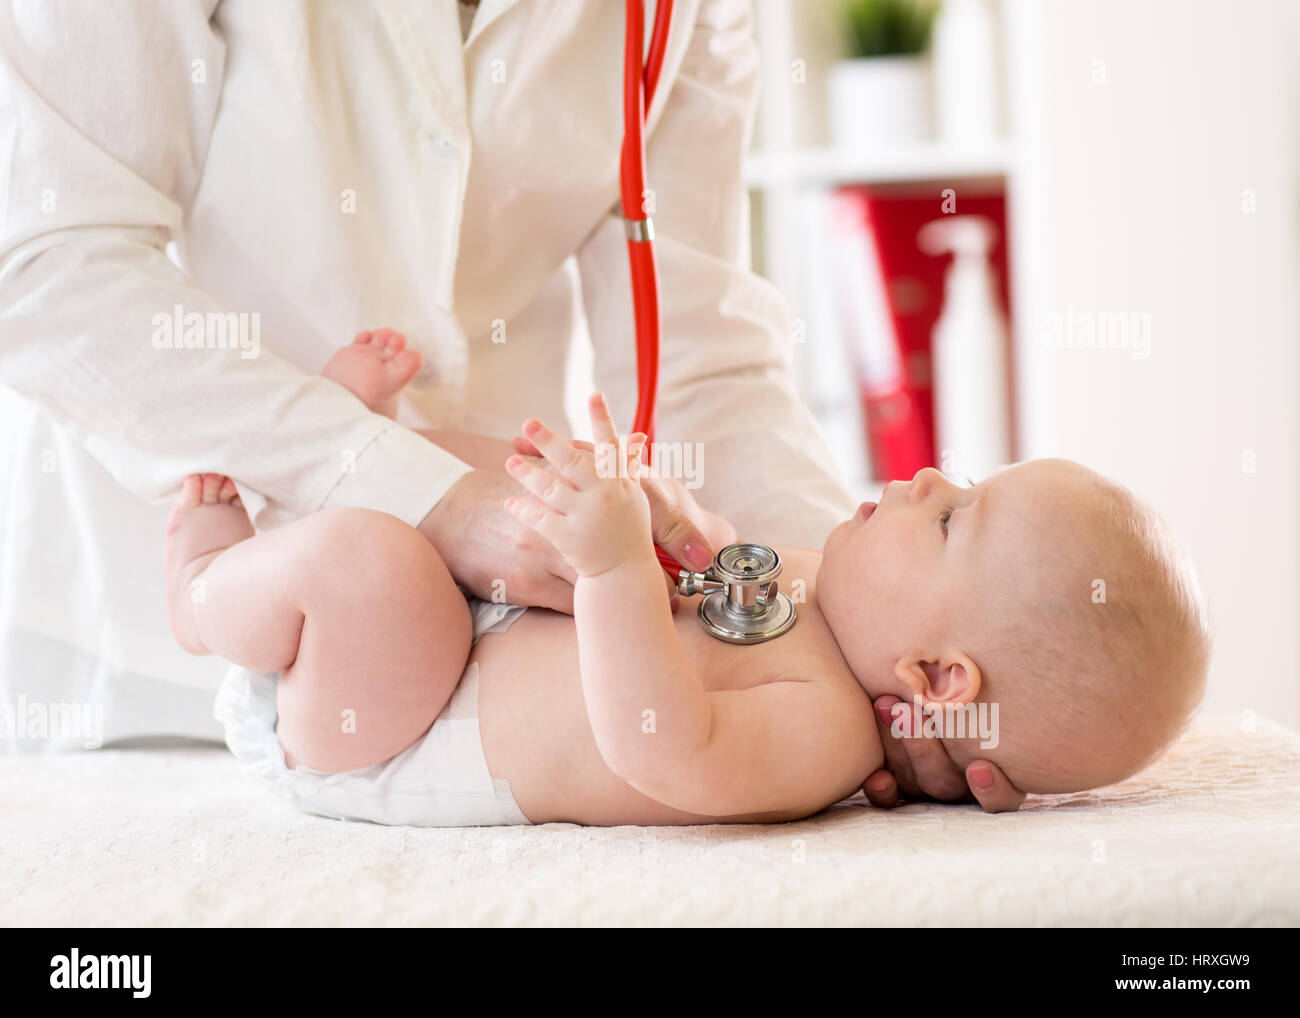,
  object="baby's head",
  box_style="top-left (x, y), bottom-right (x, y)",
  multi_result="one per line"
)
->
top-left (817, 459), bottom-right (1209, 794)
